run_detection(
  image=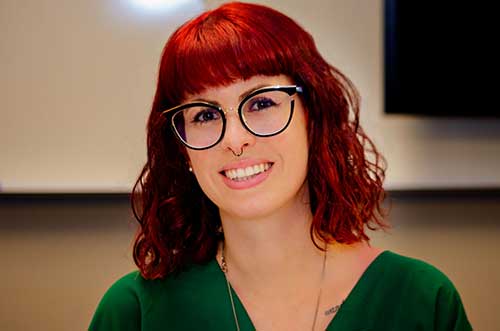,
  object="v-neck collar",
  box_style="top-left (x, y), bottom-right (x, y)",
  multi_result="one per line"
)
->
top-left (209, 250), bottom-right (391, 331)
